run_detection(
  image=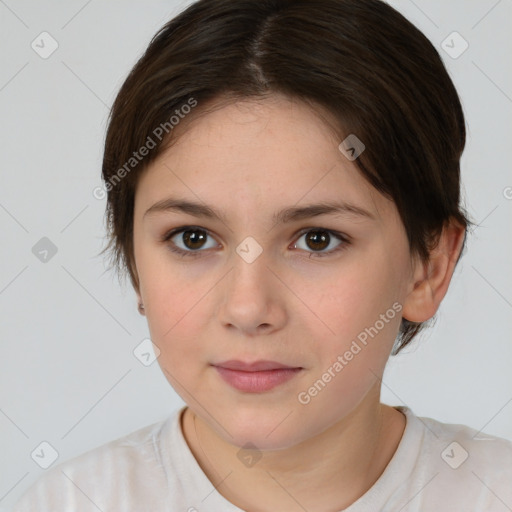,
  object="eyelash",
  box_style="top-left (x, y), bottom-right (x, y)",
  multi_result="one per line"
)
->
top-left (161, 226), bottom-right (351, 259)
